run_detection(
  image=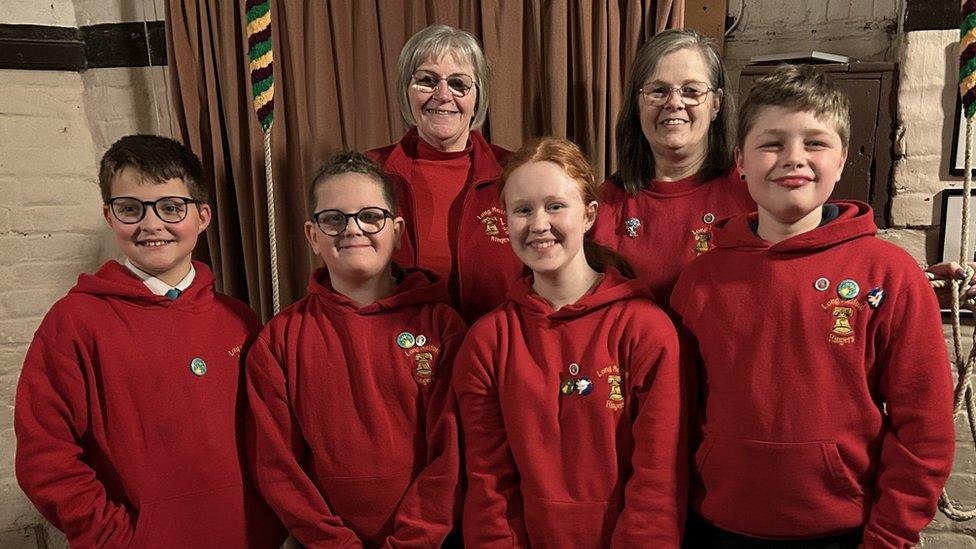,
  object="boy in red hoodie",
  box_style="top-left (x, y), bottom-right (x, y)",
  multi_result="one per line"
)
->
top-left (670, 65), bottom-right (954, 548)
top-left (245, 152), bottom-right (465, 547)
top-left (453, 137), bottom-right (686, 548)
top-left (15, 135), bottom-right (285, 548)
